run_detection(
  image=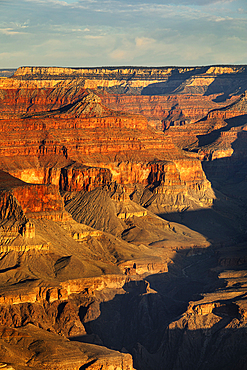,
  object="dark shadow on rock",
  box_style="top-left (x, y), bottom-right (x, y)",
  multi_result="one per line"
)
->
top-left (213, 302), bottom-right (240, 319)
top-left (73, 108), bottom-right (247, 369)
top-left (68, 217), bottom-right (247, 370)
top-left (73, 246), bottom-right (227, 369)
top-left (70, 333), bottom-right (103, 346)
top-left (196, 114), bottom-right (247, 147)
top-left (141, 67), bottom-right (247, 99)
top-left (133, 326), bottom-right (247, 370)
top-left (203, 69), bottom-right (247, 102)
top-left (159, 206), bottom-right (246, 246)
top-left (79, 359), bottom-right (97, 369)
top-left (133, 276), bottom-right (247, 369)
top-left (199, 123), bottom-right (247, 190)
top-left (141, 67), bottom-right (209, 96)
top-left (165, 122), bottom-right (247, 246)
